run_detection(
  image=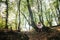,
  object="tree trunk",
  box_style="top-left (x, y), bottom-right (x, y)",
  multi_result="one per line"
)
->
top-left (18, 0), bottom-right (21, 31)
top-left (57, 0), bottom-right (60, 24)
top-left (38, 0), bottom-right (45, 27)
top-left (27, 0), bottom-right (38, 31)
top-left (15, 13), bottom-right (17, 30)
top-left (5, 0), bottom-right (8, 29)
